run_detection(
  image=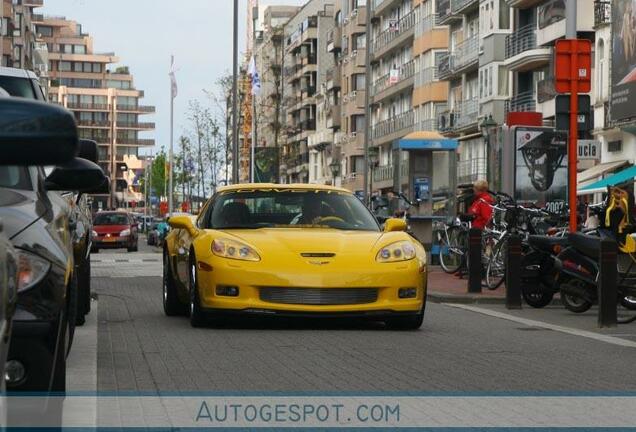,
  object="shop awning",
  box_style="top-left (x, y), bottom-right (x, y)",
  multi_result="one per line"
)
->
top-left (579, 164), bottom-right (636, 195)
top-left (394, 131), bottom-right (458, 150)
top-left (577, 160), bottom-right (629, 184)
